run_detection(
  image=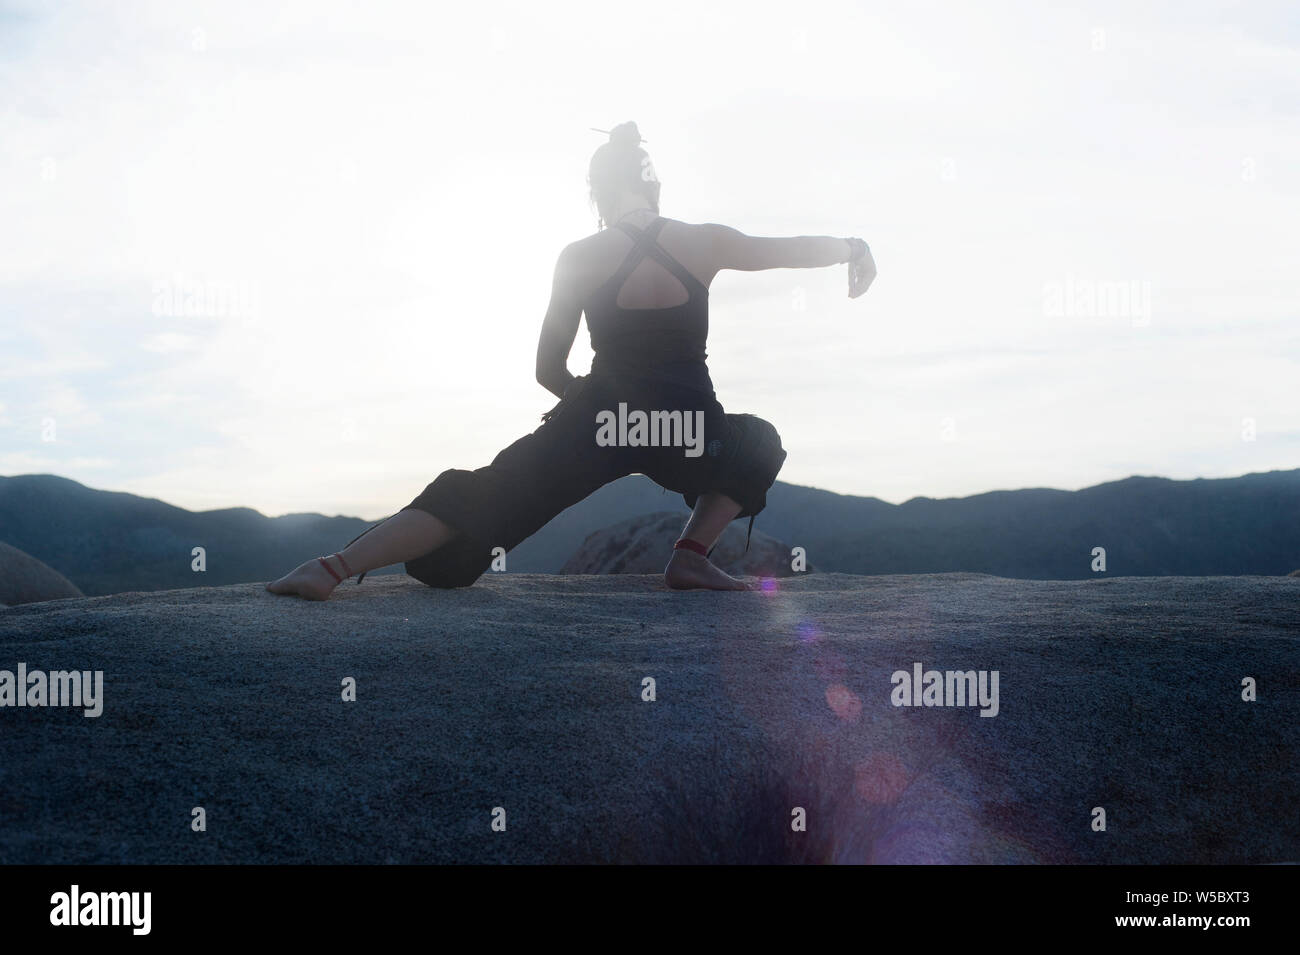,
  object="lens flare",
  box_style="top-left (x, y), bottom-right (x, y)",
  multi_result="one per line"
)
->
top-left (796, 622), bottom-right (822, 644)
top-left (824, 683), bottom-right (862, 721)
top-left (854, 751), bottom-right (910, 805)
